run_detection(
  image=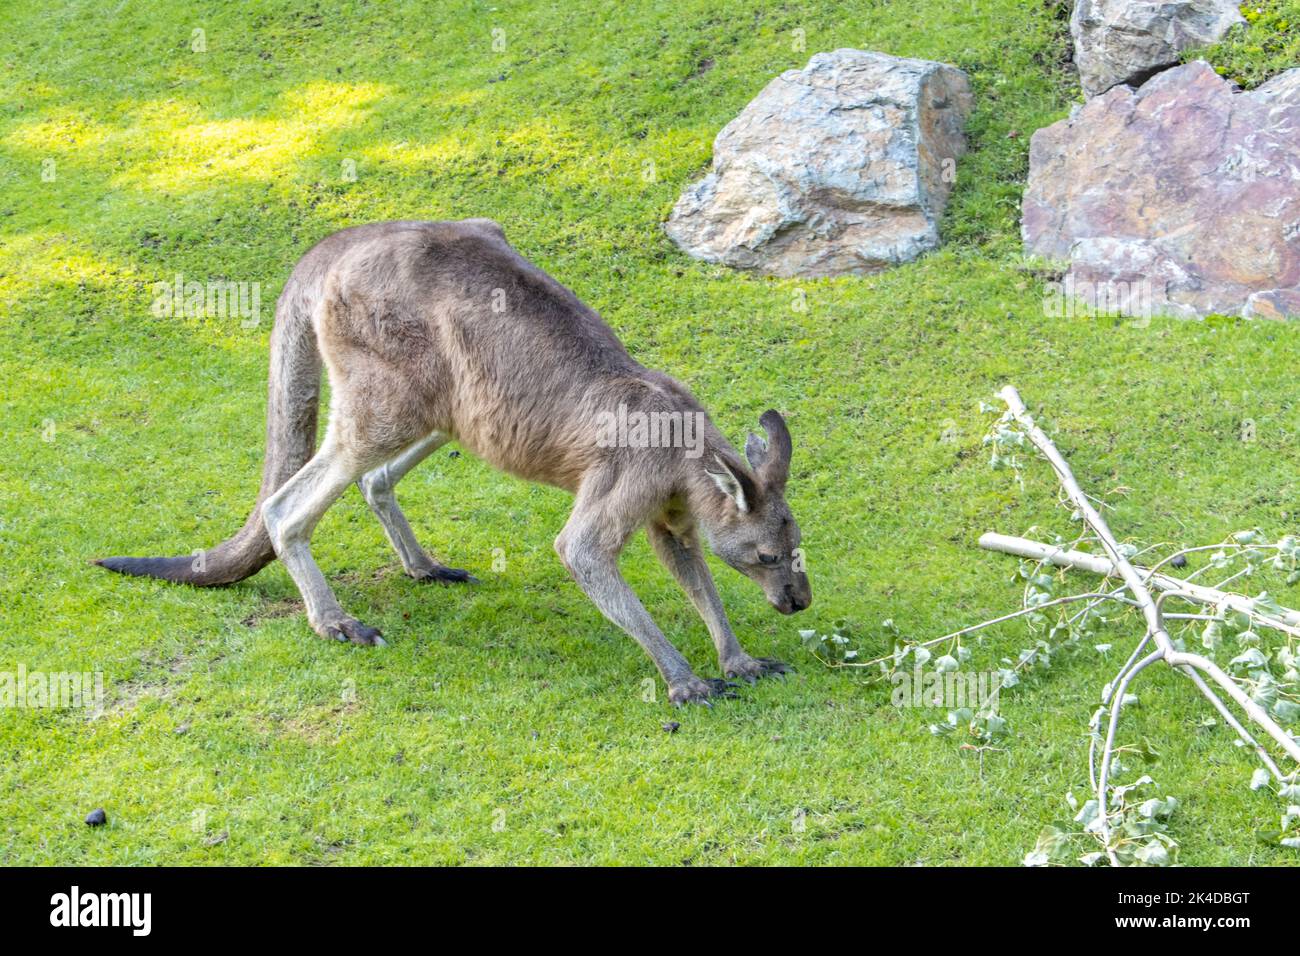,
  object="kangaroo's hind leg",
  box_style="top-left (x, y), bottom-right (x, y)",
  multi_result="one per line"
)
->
top-left (357, 432), bottom-right (478, 584)
top-left (263, 427), bottom-right (392, 646)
